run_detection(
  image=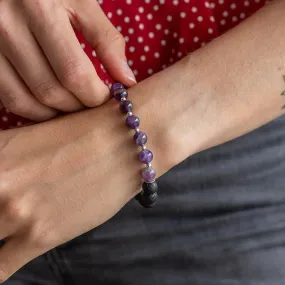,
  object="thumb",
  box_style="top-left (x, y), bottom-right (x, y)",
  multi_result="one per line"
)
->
top-left (66, 0), bottom-right (137, 87)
